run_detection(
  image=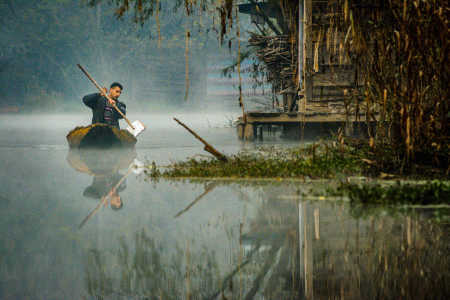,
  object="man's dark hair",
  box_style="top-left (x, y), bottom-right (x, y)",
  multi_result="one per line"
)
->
top-left (110, 82), bottom-right (123, 90)
top-left (111, 201), bottom-right (123, 211)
